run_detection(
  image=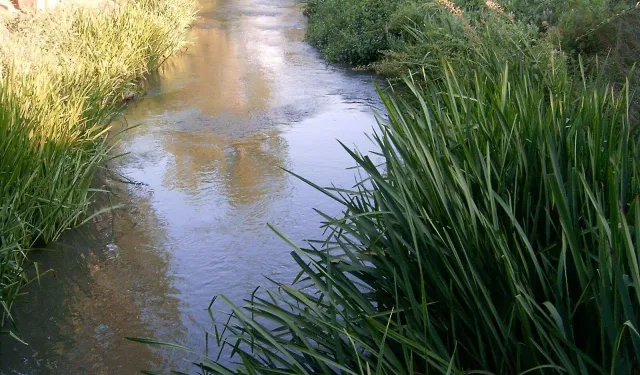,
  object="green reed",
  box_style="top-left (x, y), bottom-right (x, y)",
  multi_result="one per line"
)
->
top-left (134, 38), bottom-right (640, 374)
top-left (0, 0), bottom-right (196, 334)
